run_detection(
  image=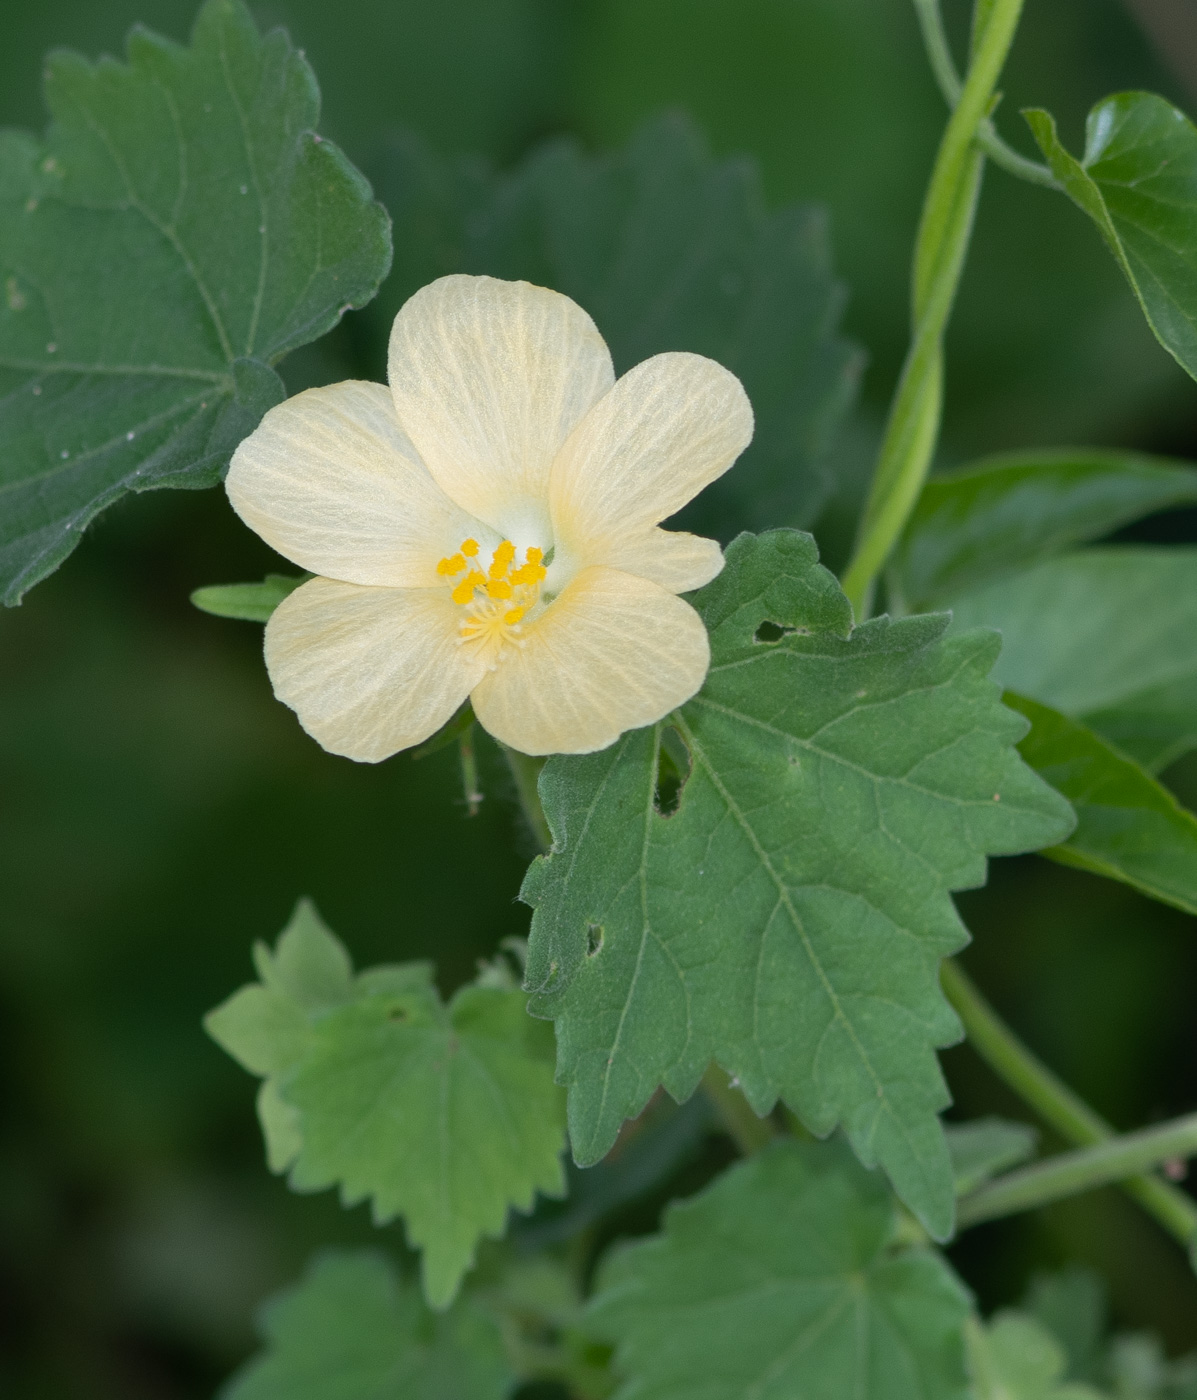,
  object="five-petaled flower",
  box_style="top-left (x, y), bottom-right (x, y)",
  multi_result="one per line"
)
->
top-left (226, 275), bottom-right (753, 759)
